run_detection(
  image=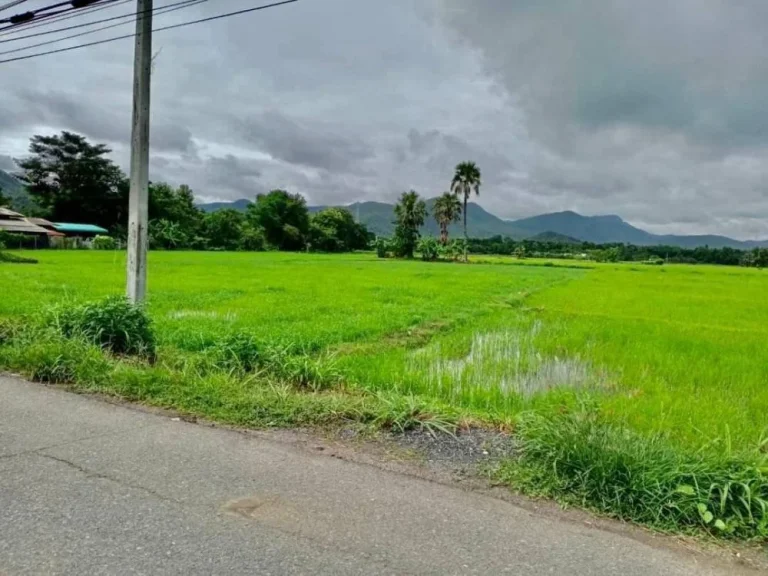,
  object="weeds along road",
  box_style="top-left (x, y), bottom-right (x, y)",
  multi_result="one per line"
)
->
top-left (0, 376), bottom-right (747, 576)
